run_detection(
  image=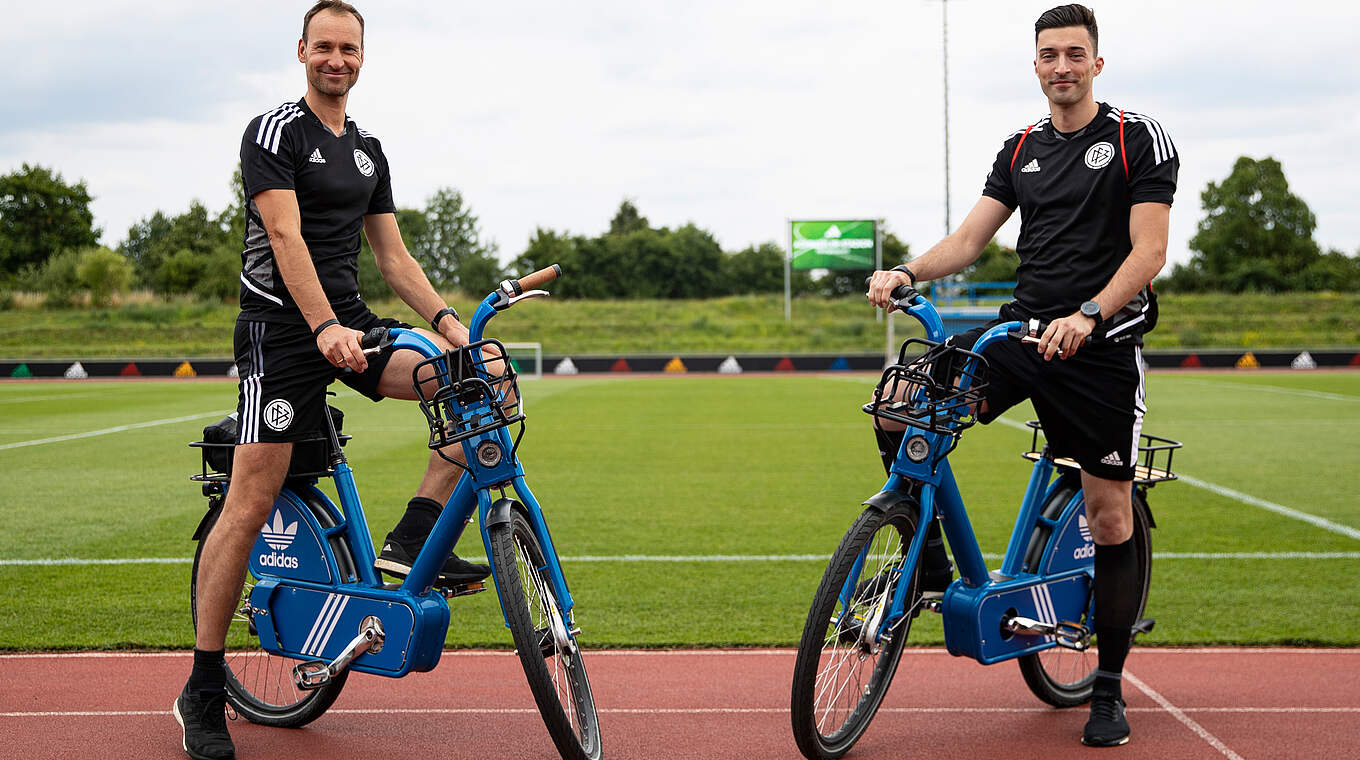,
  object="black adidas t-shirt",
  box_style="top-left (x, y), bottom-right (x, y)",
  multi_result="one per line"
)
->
top-left (982, 102), bottom-right (1178, 342)
top-left (238, 98), bottom-right (396, 323)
